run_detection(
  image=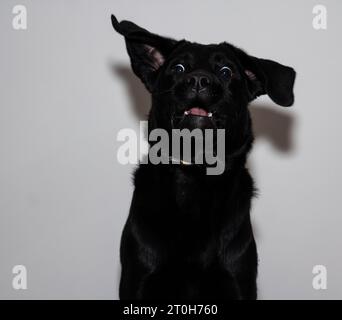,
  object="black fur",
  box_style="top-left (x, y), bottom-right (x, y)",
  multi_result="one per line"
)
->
top-left (111, 14), bottom-right (296, 300)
